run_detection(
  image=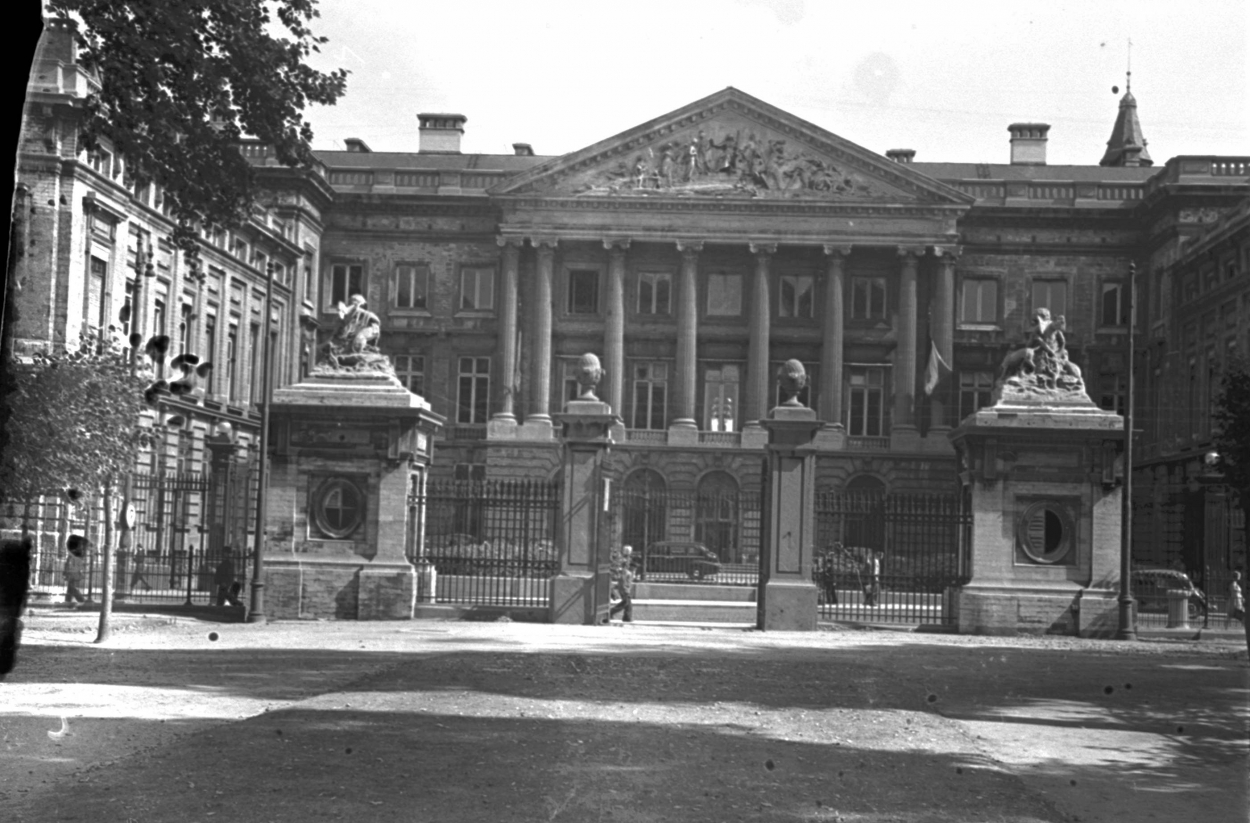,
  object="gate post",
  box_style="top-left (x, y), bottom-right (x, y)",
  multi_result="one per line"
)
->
top-left (551, 354), bottom-right (620, 625)
top-left (758, 361), bottom-right (822, 631)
